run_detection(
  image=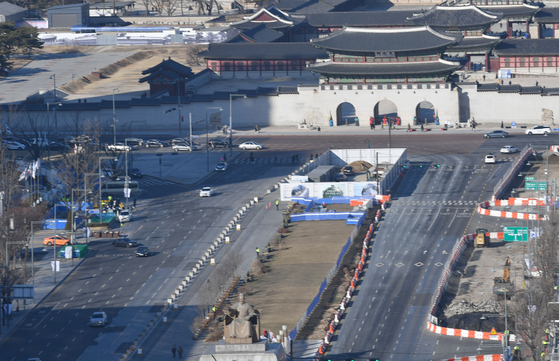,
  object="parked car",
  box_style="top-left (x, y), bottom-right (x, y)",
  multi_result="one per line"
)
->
top-left (48, 141), bottom-right (70, 152)
top-left (118, 210), bottom-right (133, 223)
top-left (208, 138), bottom-right (229, 149)
top-left (89, 312), bottom-right (108, 327)
top-left (172, 143), bottom-right (193, 151)
top-left (43, 235), bottom-right (71, 246)
top-left (136, 246), bottom-right (149, 257)
top-left (500, 145), bottom-right (518, 153)
top-left (239, 141), bottom-right (263, 150)
top-left (335, 173), bottom-right (347, 182)
top-left (4, 140), bottom-right (26, 150)
top-left (215, 162), bottom-right (228, 171)
top-left (130, 168), bottom-right (144, 179)
top-left (199, 187), bottom-right (214, 197)
top-left (106, 142), bottom-right (131, 151)
top-left (343, 166), bottom-right (355, 175)
top-left (112, 238), bottom-right (138, 248)
top-left (145, 139), bottom-right (165, 148)
top-left (485, 153), bottom-right (496, 164)
top-left (525, 125), bottom-right (552, 135)
top-left (124, 137), bottom-right (143, 146)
